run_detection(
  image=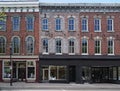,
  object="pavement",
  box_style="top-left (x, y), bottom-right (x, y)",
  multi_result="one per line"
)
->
top-left (0, 82), bottom-right (120, 90)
